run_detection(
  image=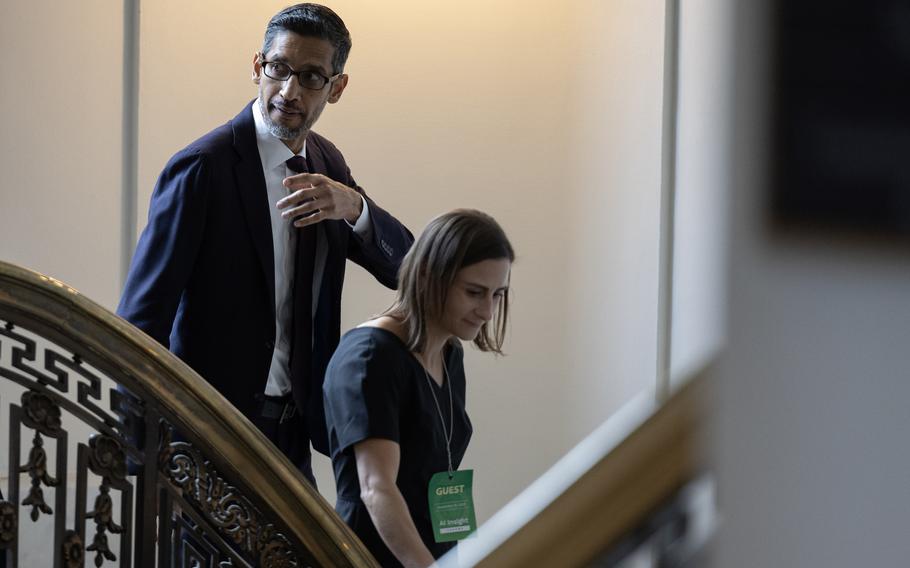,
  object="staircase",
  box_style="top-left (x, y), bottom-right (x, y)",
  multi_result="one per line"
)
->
top-left (0, 260), bottom-right (378, 567)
